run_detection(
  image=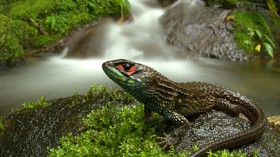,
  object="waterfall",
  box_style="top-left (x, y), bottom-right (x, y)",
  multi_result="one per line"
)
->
top-left (64, 0), bottom-right (176, 60)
